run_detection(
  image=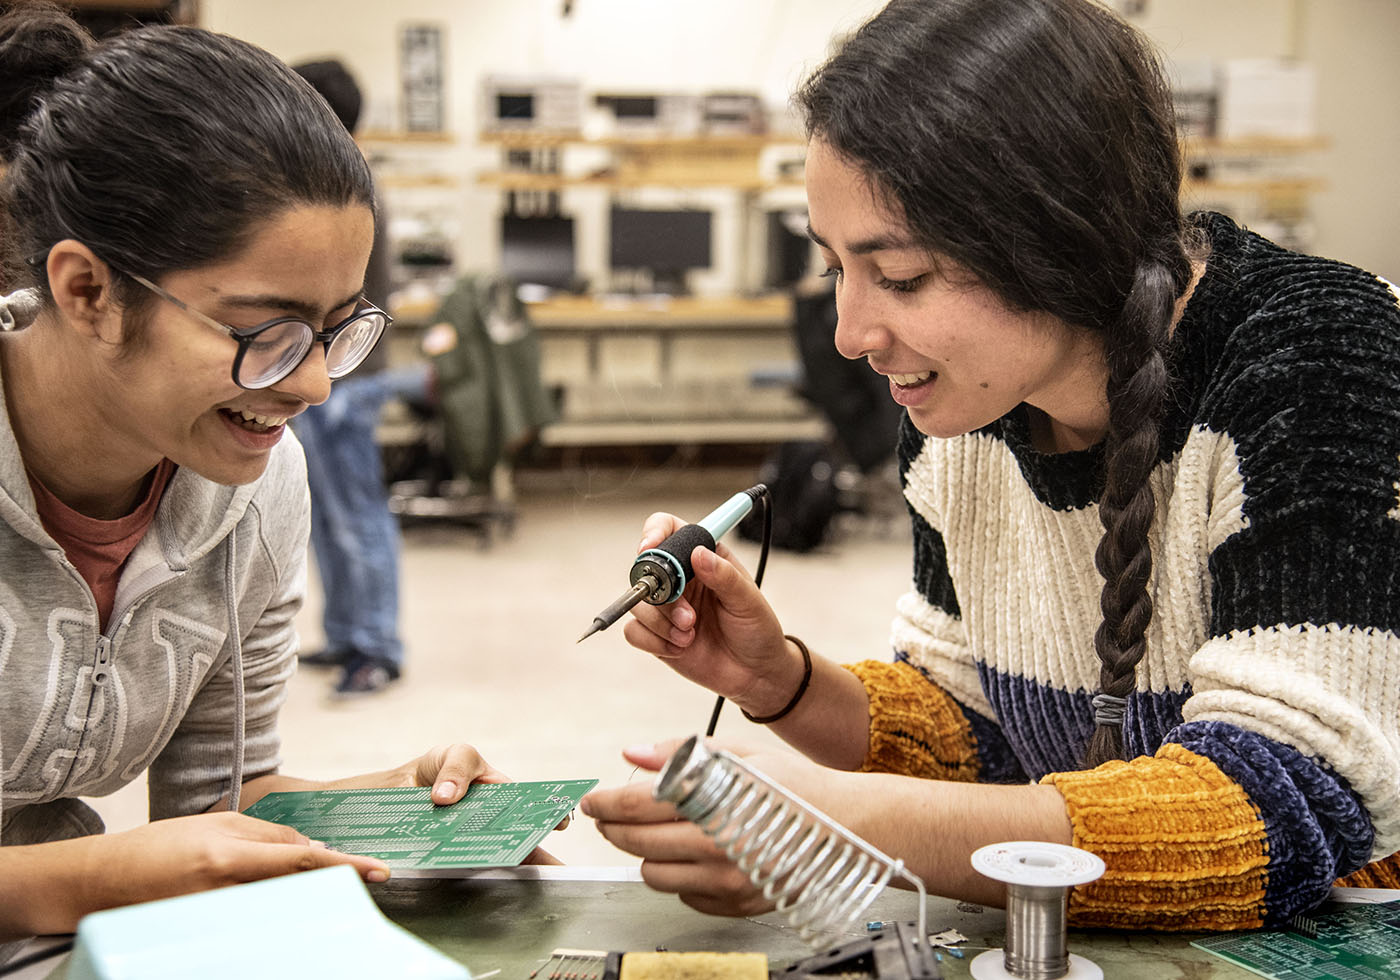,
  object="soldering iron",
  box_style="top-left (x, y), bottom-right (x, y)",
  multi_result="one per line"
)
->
top-left (578, 484), bottom-right (770, 644)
